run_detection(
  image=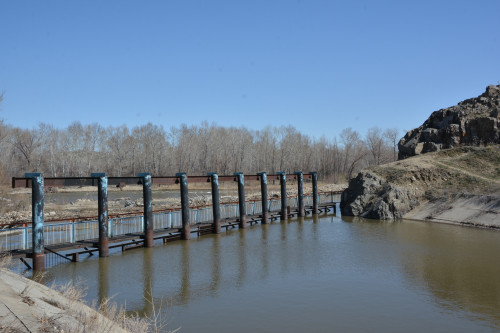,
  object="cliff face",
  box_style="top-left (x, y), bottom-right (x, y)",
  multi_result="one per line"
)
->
top-left (398, 85), bottom-right (500, 159)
